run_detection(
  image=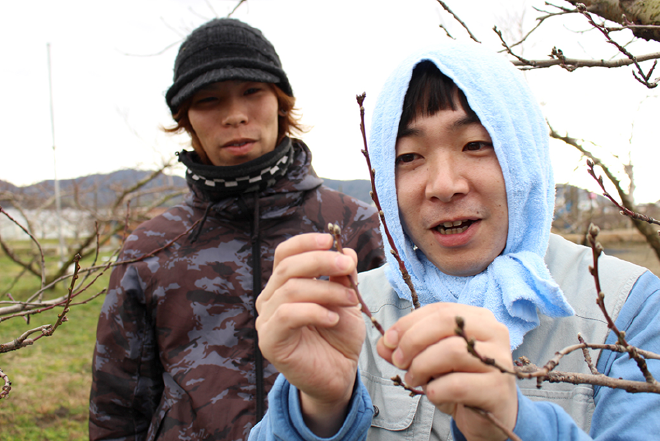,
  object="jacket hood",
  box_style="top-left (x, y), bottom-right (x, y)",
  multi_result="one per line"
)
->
top-left (369, 41), bottom-right (574, 349)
